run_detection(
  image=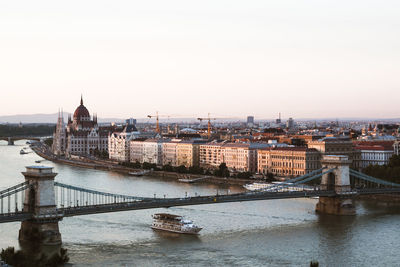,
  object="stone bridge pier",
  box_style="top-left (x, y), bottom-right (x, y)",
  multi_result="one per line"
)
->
top-left (316, 155), bottom-right (356, 215)
top-left (8, 137), bottom-right (14, 145)
top-left (19, 166), bottom-right (63, 245)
